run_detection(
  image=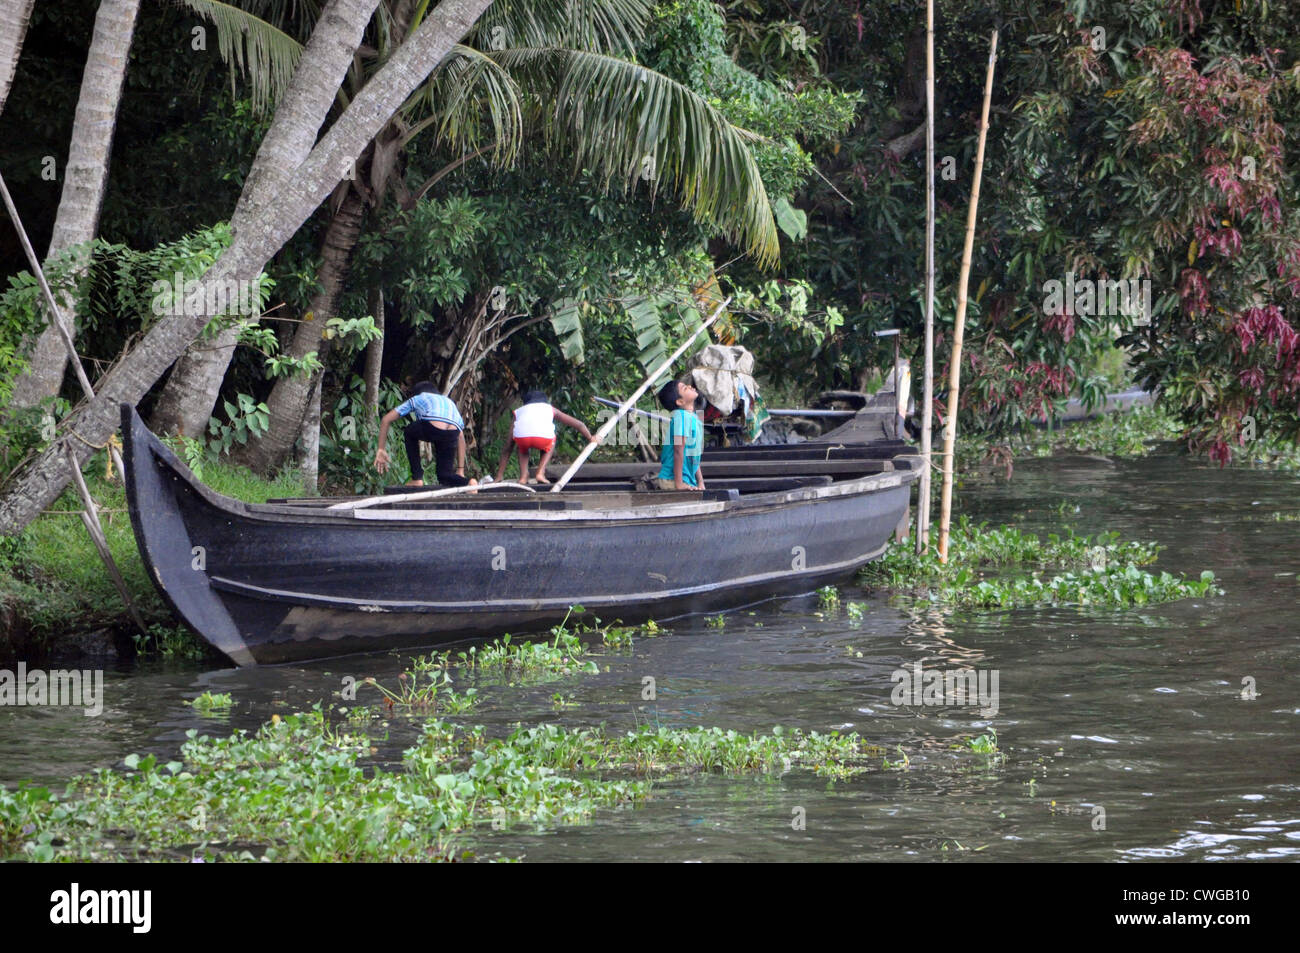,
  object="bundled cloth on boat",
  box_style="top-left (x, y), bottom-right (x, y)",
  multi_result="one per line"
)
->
top-left (688, 344), bottom-right (770, 441)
